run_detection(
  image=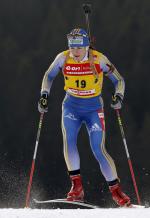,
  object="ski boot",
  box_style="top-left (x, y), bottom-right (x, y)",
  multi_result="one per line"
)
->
top-left (109, 183), bottom-right (131, 207)
top-left (67, 175), bottom-right (84, 201)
